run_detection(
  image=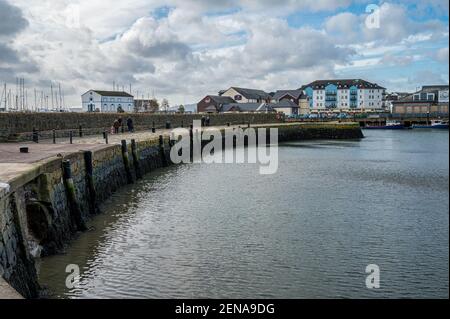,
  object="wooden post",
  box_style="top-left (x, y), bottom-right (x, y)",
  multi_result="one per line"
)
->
top-left (131, 139), bottom-right (142, 180)
top-left (52, 129), bottom-right (56, 144)
top-left (189, 125), bottom-right (194, 162)
top-left (69, 131), bottom-right (73, 144)
top-left (62, 160), bottom-right (87, 231)
top-left (121, 140), bottom-right (134, 184)
top-left (152, 121), bottom-right (156, 133)
top-left (79, 125), bottom-right (83, 137)
top-left (32, 128), bottom-right (38, 143)
top-left (159, 135), bottom-right (168, 167)
top-left (84, 151), bottom-right (99, 215)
